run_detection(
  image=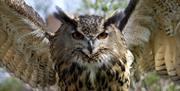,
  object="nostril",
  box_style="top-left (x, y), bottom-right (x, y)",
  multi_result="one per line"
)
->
top-left (76, 48), bottom-right (82, 50)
